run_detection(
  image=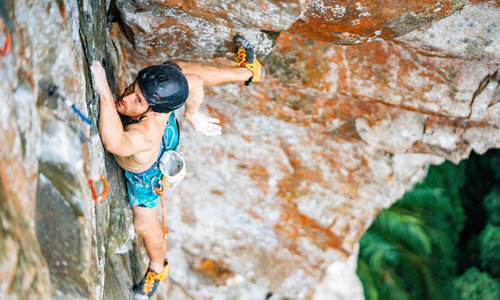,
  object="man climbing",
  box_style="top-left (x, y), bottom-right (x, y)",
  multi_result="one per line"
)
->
top-left (90, 36), bottom-right (265, 299)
